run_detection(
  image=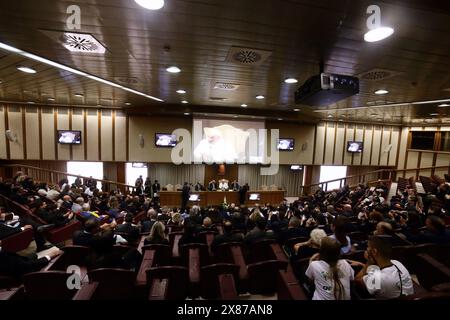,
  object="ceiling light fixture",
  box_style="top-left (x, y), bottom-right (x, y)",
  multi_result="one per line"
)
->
top-left (184, 112), bottom-right (190, 115)
top-left (181, 100), bottom-right (188, 104)
top-left (430, 113), bottom-right (439, 116)
top-left (176, 89), bottom-right (186, 94)
top-left (327, 115), bottom-right (333, 118)
top-left (241, 104), bottom-right (248, 108)
top-left (0, 41), bottom-right (163, 102)
top-left (166, 66), bottom-right (181, 73)
top-left (364, 27), bottom-right (394, 42)
top-left (27, 101), bottom-right (35, 104)
top-left (134, 0), bottom-right (164, 10)
top-left (74, 93), bottom-right (84, 97)
top-left (255, 95), bottom-right (265, 100)
top-left (47, 97), bottom-right (55, 101)
top-left (284, 78), bottom-right (298, 84)
top-left (17, 66), bottom-right (36, 74)
top-left (125, 102), bottom-right (132, 106)
top-left (375, 89), bottom-right (389, 95)
top-left (293, 108), bottom-right (300, 112)
top-left (277, 118), bottom-right (283, 121)
top-left (438, 103), bottom-right (450, 107)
